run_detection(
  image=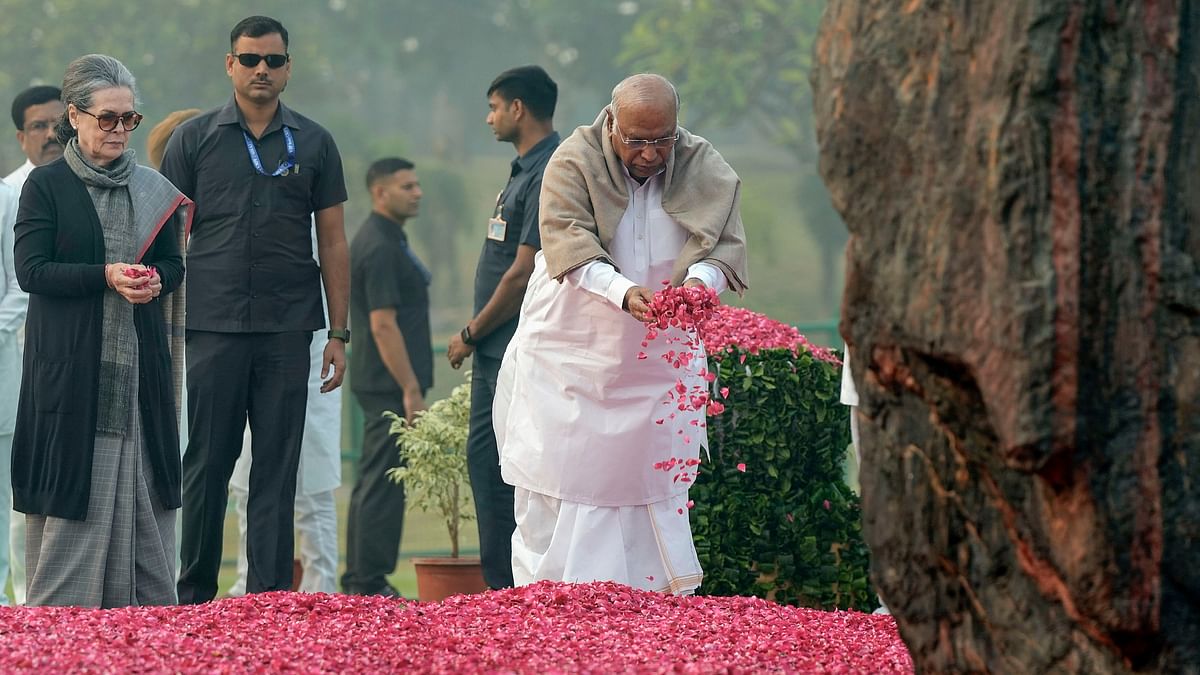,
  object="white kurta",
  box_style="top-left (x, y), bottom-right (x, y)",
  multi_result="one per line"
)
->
top-left (6, 159), bottom-right (37, 606)
top-left (840, 346), bottom-right (859, 406)
top-left (495, 167), bottom-right (725, 594)
top-left (0, 181), bottom-right (26, 606)
top-left (2, 159), bottom-right (34, 190)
